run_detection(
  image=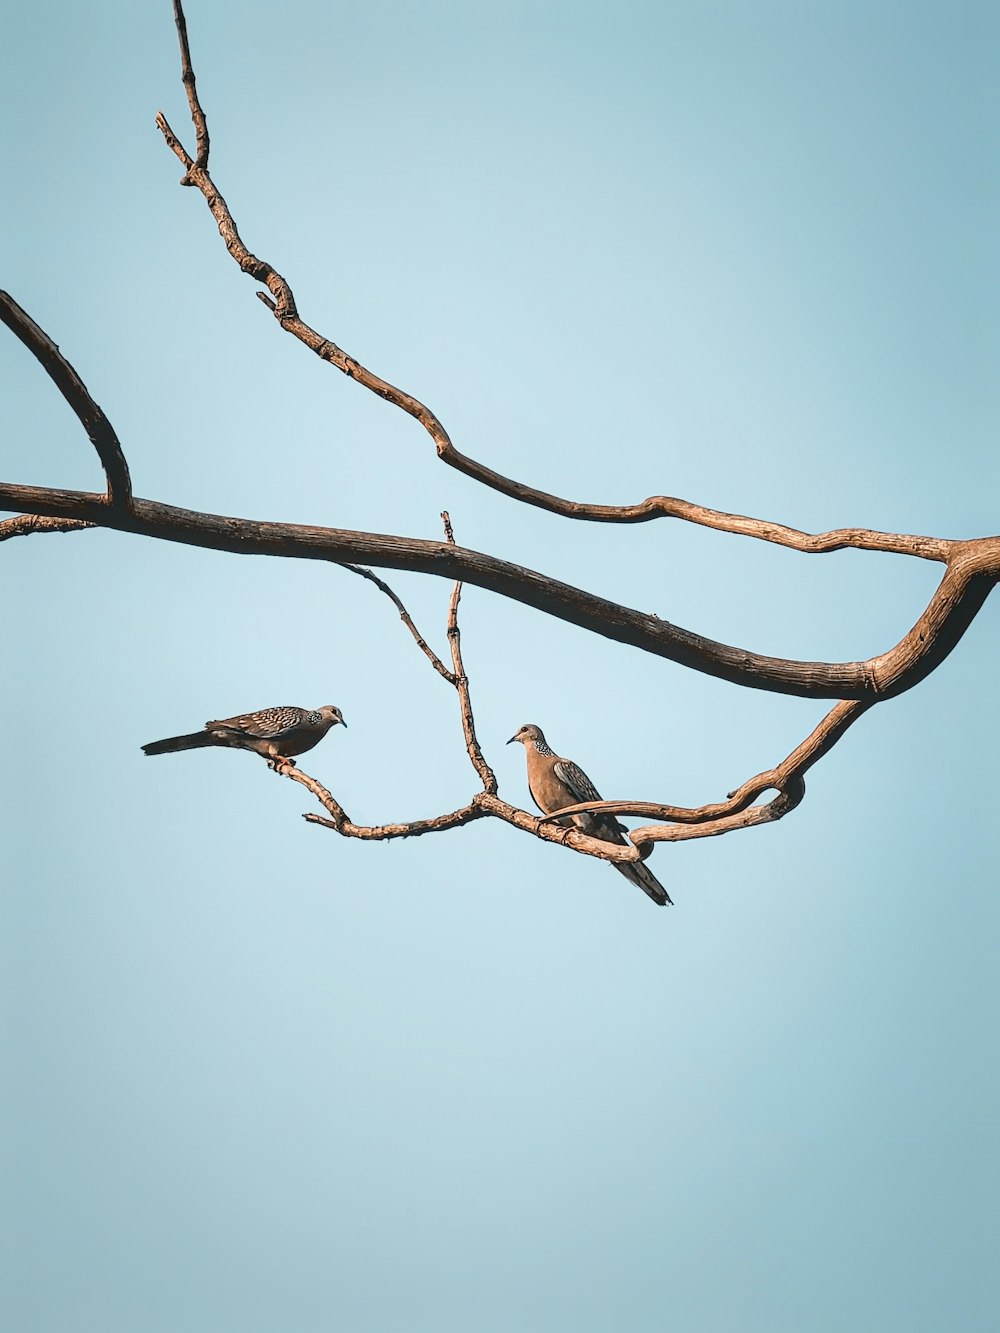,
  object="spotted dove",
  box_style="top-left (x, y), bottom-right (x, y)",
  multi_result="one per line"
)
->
top-left (508, 723), bottom-right (670, 906)
top-left (142, 704), bottom-right (345, 769)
